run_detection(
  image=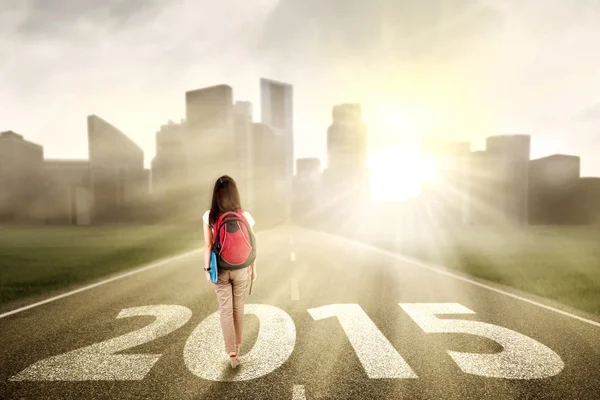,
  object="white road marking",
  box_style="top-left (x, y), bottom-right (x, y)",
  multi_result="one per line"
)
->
top-left (0, 249), bottom-right (202, 320)
top-left (291, 279), bottom-right (299, 301)
top-left (292, 385), bottom-right (306, 399)
top-left (290, 251), bottom-right (296, 262)
top-left (329, 233), bottom-right (600, 329)
top-left (184, 304), bottom-right (296, 381)
top-left (308, 304), bottom-right (418, 379)
top-left (10, 305), bottom-right (193, 381)
top-left (400, 303), bottom-right (564, 379)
